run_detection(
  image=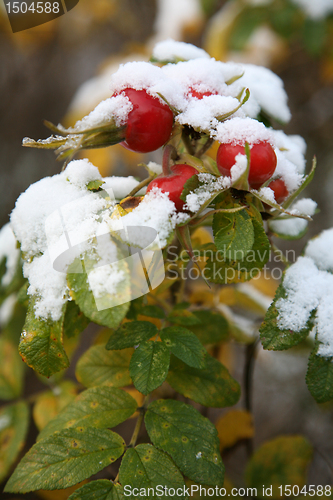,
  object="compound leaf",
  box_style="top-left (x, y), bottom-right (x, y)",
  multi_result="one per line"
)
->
top-left (129, 342), bottom-right (170, 395)
top-left (160, 326), bottom-right (206, 369)
top-left (106, 321), bottom-right (157, 350)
